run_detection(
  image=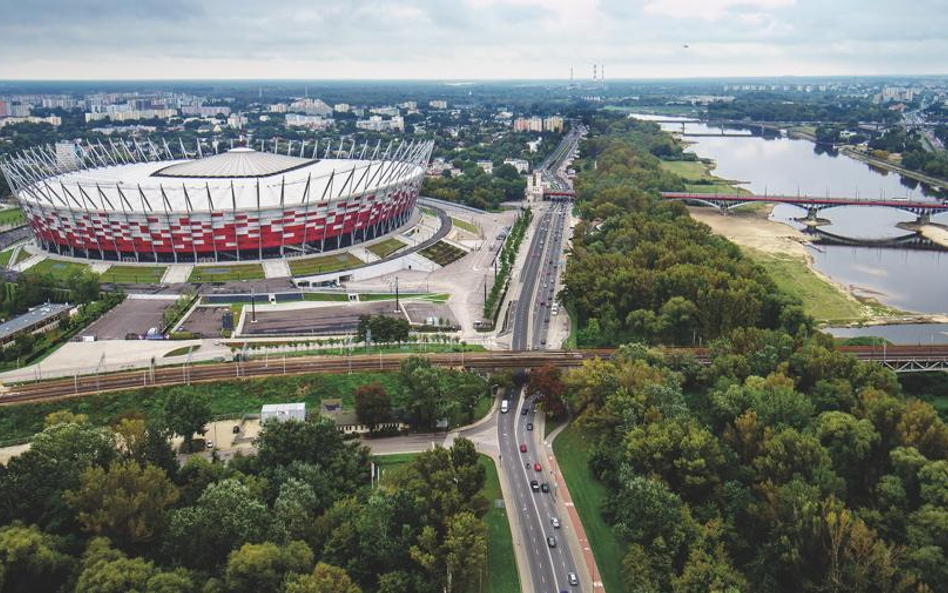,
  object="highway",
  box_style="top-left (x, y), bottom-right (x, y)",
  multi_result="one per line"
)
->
top-left (499, 127), bottom-right (584, 592)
